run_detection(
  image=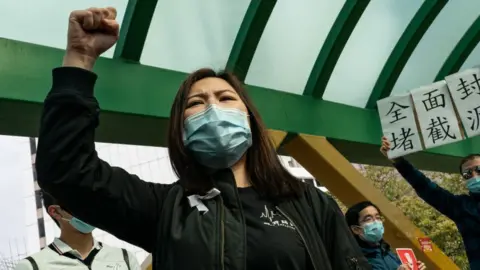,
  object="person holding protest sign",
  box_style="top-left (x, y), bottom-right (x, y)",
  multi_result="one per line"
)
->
top-left (346, 201), bottom-right (426, 270)
top-left (381, 136), bottom-right (480, 269)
